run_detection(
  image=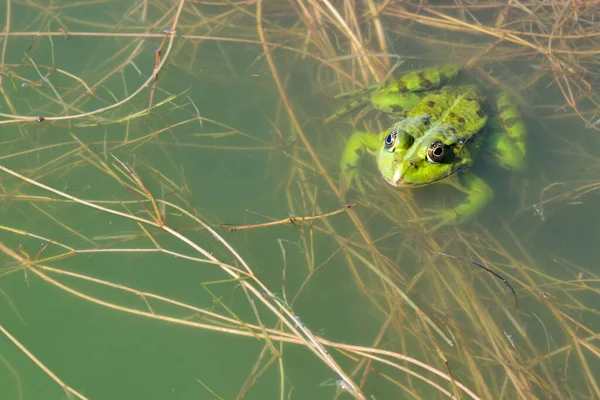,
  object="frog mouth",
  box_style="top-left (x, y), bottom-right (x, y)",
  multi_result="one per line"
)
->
top-left (385, 173), bottom-right (421, 188)
top-left (391, 178), bottom-right (426, 188)
top-left (387, 170), bottom-right (453, 187)
top-left (388, 170), bottom-right (419, 187)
